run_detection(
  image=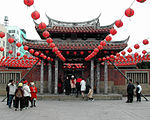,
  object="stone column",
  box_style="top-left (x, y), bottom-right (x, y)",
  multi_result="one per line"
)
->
top-left (96, 62), bottom-right (100, 94)
top-left (40, 60), bottom-right (44, 94)
top-left (48, 63), bottom-right (52, 93)
top-left (54, 59), bottom-right (58, 94)
top-left (104, 60), bottom-right (108, 94)
top-left (90, 59), bottom-right (94, 91)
